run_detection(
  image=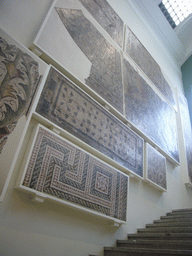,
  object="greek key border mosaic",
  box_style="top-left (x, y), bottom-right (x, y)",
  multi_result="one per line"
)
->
top-left (22, 125), bottom-right (128, 221)
top-left (145, 143), bottom-right (167, 190)
top-left (36, 67), bottom-right (144, 177)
